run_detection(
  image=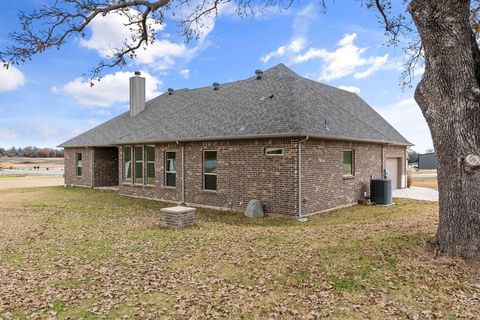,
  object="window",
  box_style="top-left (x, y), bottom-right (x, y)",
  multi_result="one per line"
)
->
top-left (343, 149), bottom-right (354, 176)
top-left (146, 146), bottom-right (155, 185)
top-left (265, 147), bottom-right (284, 156)
top-left (165, 152), bottom-right (176, 187)
top-left (76, 152), bottom-right (83, 176)
top-left (134, 146), bottom-right (143, 184)
top-left (123, 146), bottom-right (132, 182)
top-left (203, 150), bottom-right (217, 191)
